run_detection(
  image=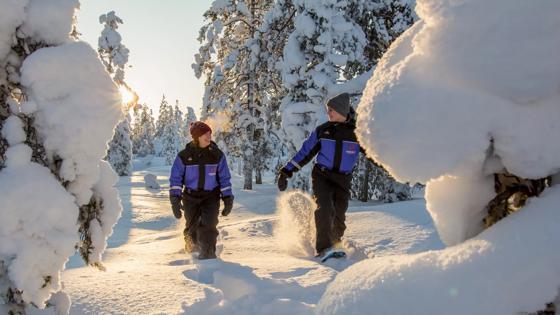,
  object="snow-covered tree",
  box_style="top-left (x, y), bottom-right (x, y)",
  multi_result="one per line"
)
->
top-left (182, 106), bottom-right (197, 142)
top-left (173, 100), bottom-right (185, 145)
top-left (98, 10), bottom-right (134, 176)
top-left (344, 0), bottom-right (416, 202)
top-left (155, 94), bottom-right (171, 141)
top-left (318, 0), bottom-right (560, 313)
top-left (279, 0), bottom-right (367, 190)
top-left (351, 155), bottom-right (412, 202)
top-left (160, 101), bottom-right (184, 165)
top-left (344, 0), bottom-right (416, 76)
top-left (194, 0), bottom-right (276, 189)
top-left (98, 11), bottom-right (129, 85)
top-left (0, 1), bottom-right (122, 313)
top-left (106, 116), bottom-right (133, 176)
top-left (252, 0), bottom-right (296, 183)
top-left (131, 105), bottom-right (155, 157)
